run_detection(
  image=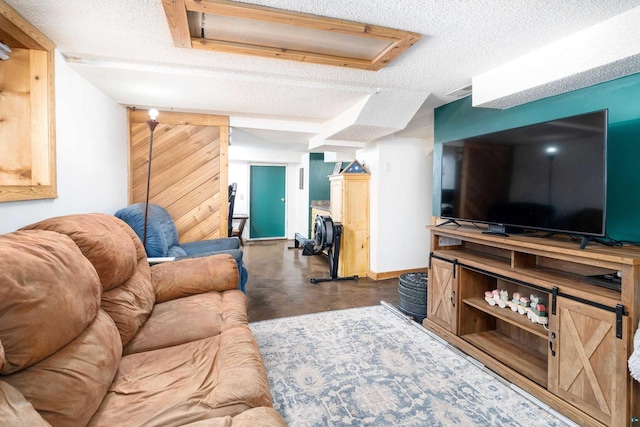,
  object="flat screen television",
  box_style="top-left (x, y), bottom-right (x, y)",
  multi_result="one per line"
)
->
top-left (436, 109), bottom-right (607, 242)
